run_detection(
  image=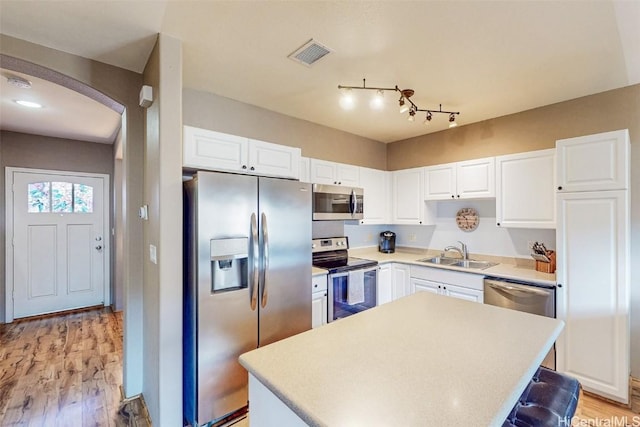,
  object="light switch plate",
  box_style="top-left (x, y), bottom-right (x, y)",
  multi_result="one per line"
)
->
top-left (149, 244), bottom-right (157, 264)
